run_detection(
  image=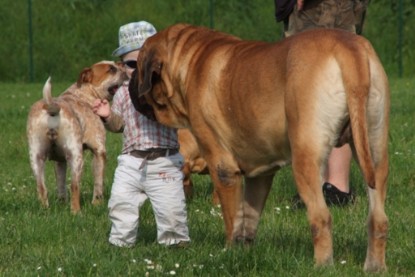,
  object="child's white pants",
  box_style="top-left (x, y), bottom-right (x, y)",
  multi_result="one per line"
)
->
top-left (108, 153), bottom-right (190, 247)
